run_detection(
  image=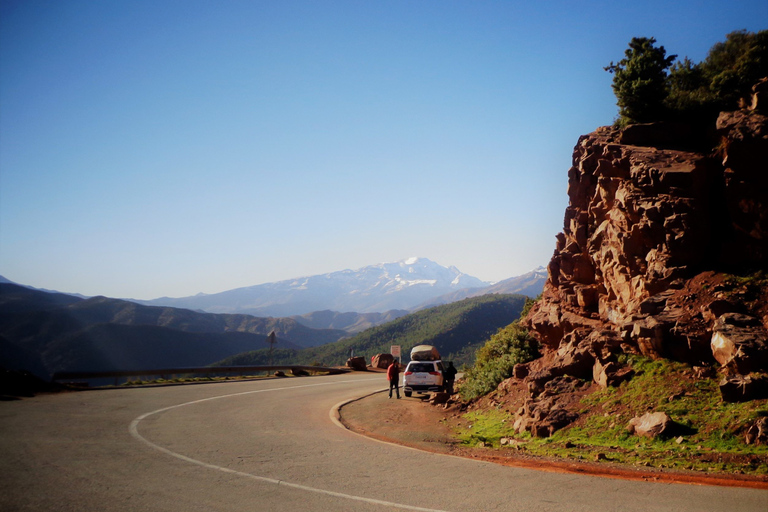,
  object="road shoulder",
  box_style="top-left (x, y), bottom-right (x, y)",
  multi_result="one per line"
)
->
top-left (339, 391), bottom-right (768, 490)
